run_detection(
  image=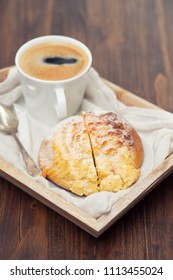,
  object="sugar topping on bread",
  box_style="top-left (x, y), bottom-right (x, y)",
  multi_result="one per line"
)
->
top-left (39, 116), bottom-right (98, 196)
